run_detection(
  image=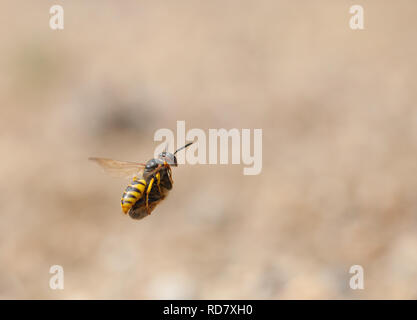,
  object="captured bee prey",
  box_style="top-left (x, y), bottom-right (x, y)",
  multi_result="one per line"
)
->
top-left (89, 142), bottom-right (193, 220)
